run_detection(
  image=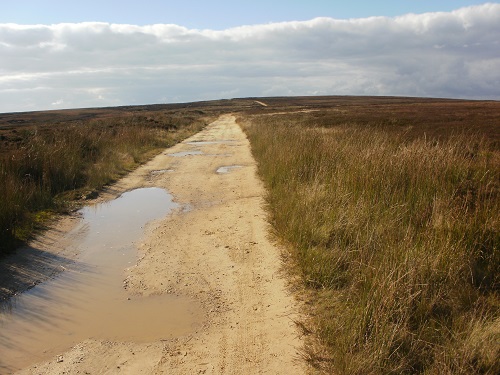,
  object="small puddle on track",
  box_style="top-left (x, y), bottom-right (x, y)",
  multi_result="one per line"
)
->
top-left (0, 188), bottom-right (202, 373)
top-left (216, 165), bottom-right (243, 174)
